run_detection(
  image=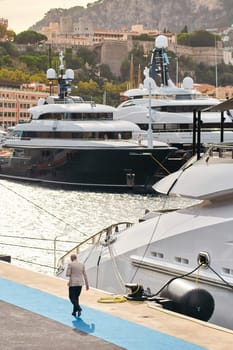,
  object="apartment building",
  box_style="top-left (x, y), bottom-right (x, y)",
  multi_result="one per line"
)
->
top-left (0, 87), bottom-right (48, 129)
